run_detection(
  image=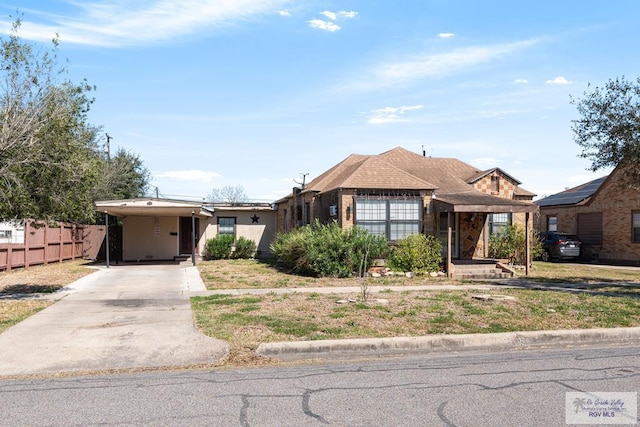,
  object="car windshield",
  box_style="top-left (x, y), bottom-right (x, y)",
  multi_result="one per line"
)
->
top-left (558, 234), bottom-right (579, 241)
